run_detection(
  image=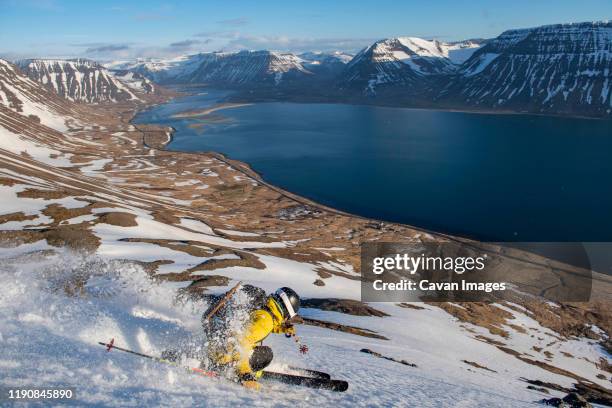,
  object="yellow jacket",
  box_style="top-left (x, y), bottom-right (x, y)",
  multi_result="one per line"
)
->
top-left (218, 297), bottom-right (294, 376)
